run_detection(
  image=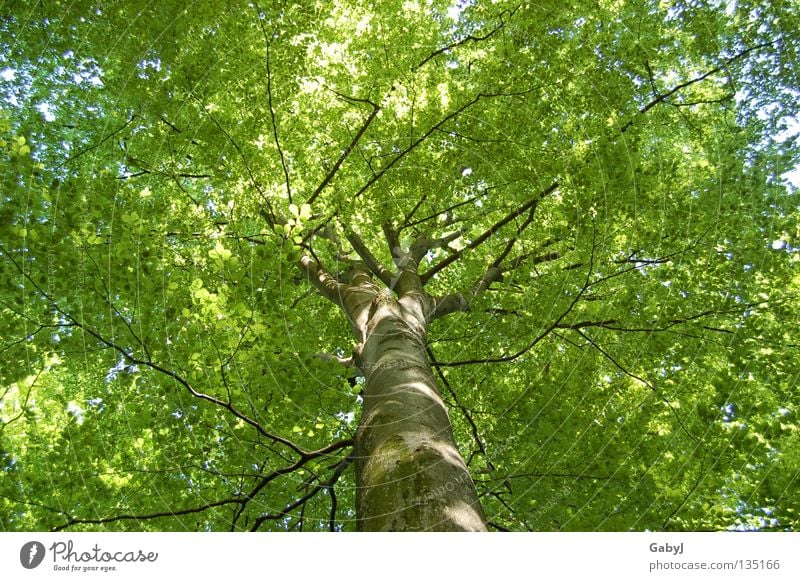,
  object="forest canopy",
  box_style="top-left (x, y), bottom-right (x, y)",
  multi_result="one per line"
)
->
top-left (1, 0), bottom-right (799, 531)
